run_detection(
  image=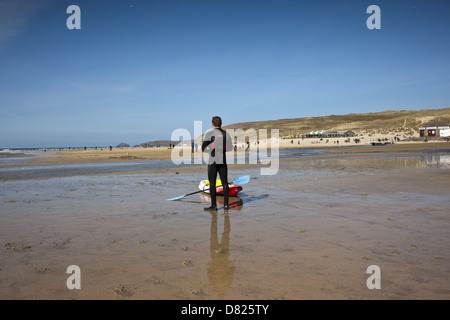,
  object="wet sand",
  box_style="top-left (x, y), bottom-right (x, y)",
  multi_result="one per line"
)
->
top-left (322, 141), bottom-right (450, 154)
top-left (2, 141), bottom-right (448, 168)
top-left (25, 147), bottom-right (176, 166)
top-left (0, 150), bottom-right (449, 299)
